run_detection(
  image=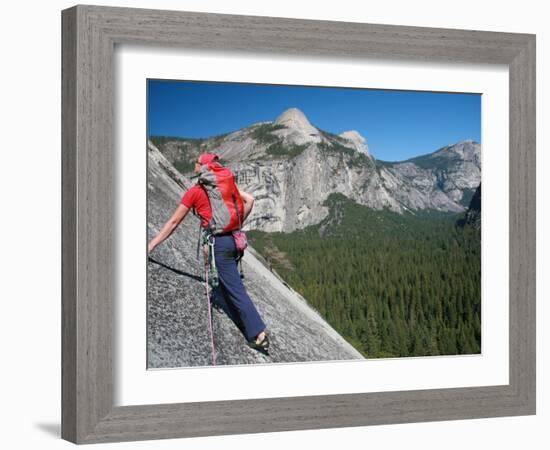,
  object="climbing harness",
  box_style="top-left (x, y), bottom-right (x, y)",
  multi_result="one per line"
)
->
top-left (238, 255), bottom-right (245, 279)
top-left (197, 227), bottom-right (219, 288)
